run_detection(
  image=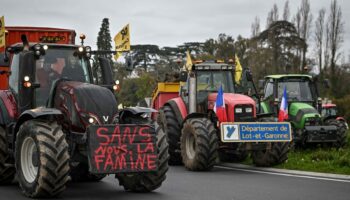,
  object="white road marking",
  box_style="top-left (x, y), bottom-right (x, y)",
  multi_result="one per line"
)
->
top-left (216, 165), bottom-right (350, 183)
